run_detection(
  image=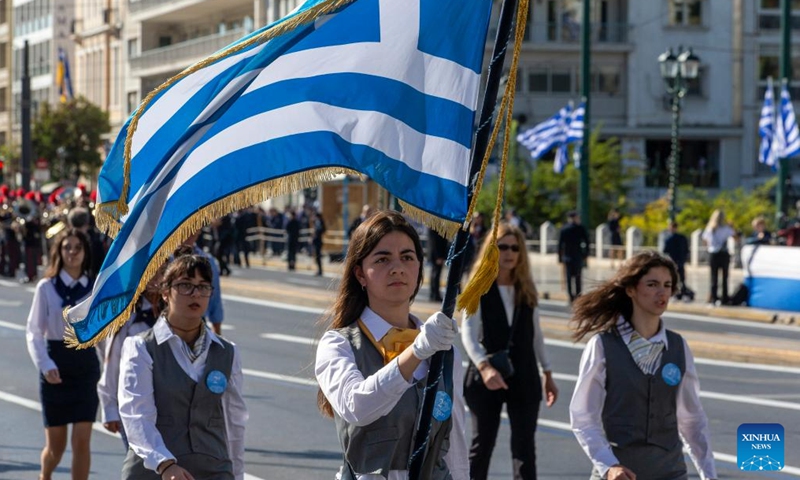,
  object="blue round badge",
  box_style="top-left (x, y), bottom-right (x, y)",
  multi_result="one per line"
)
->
top-left (432, 391), bottom-right (453, 421)
top-left (661, 363), bottom-right (682, 386)
top-left (206, 370), bottom-right (228, 394)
